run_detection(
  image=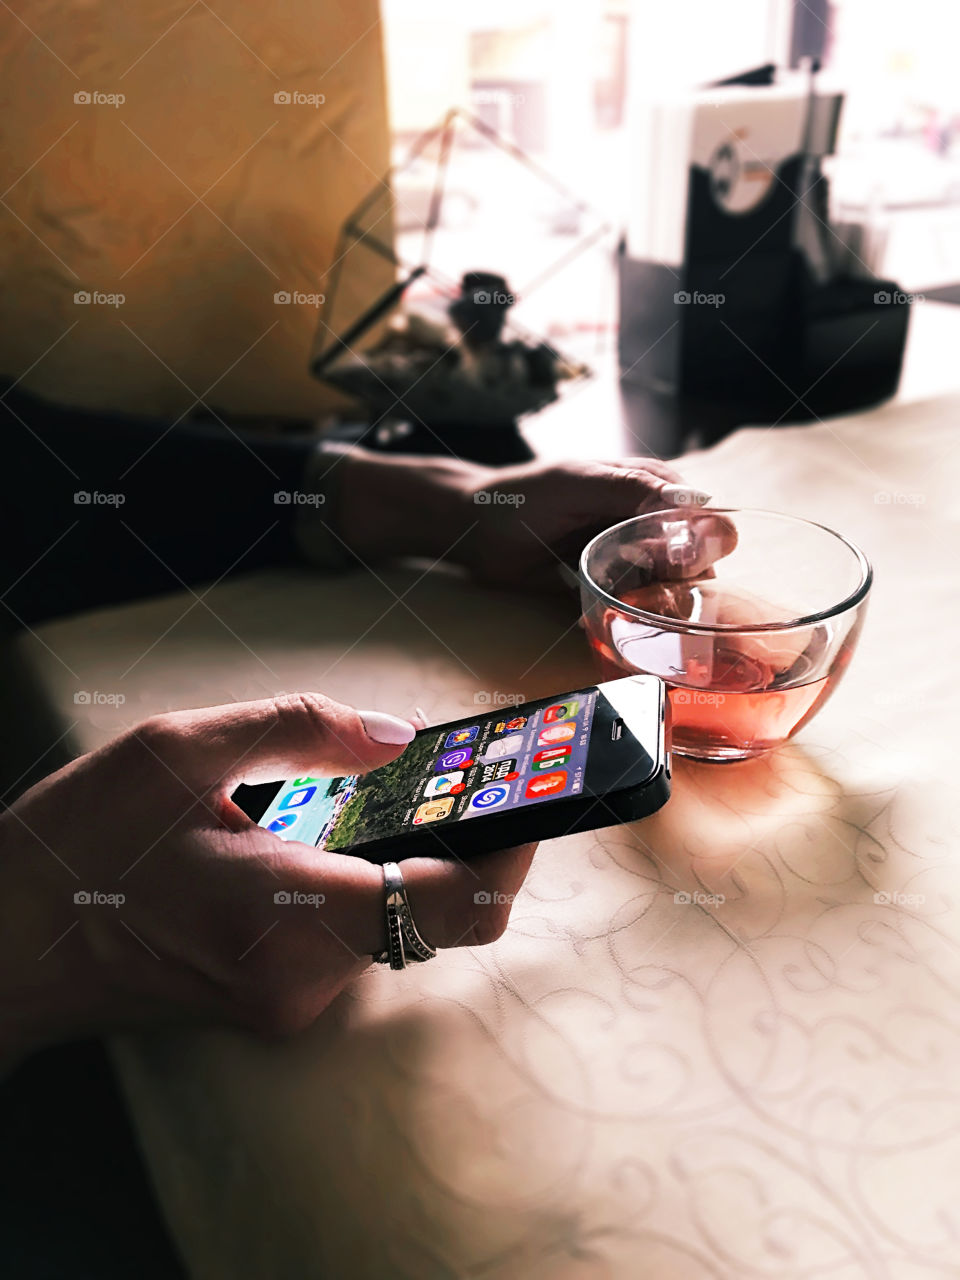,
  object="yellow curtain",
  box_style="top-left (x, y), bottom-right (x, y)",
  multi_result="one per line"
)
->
top-left (0, 1), bottom-right (392, 417)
